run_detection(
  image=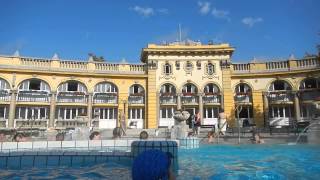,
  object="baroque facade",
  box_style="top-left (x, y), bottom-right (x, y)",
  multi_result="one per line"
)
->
top-left (0, 41), bottom-right (319, 131)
